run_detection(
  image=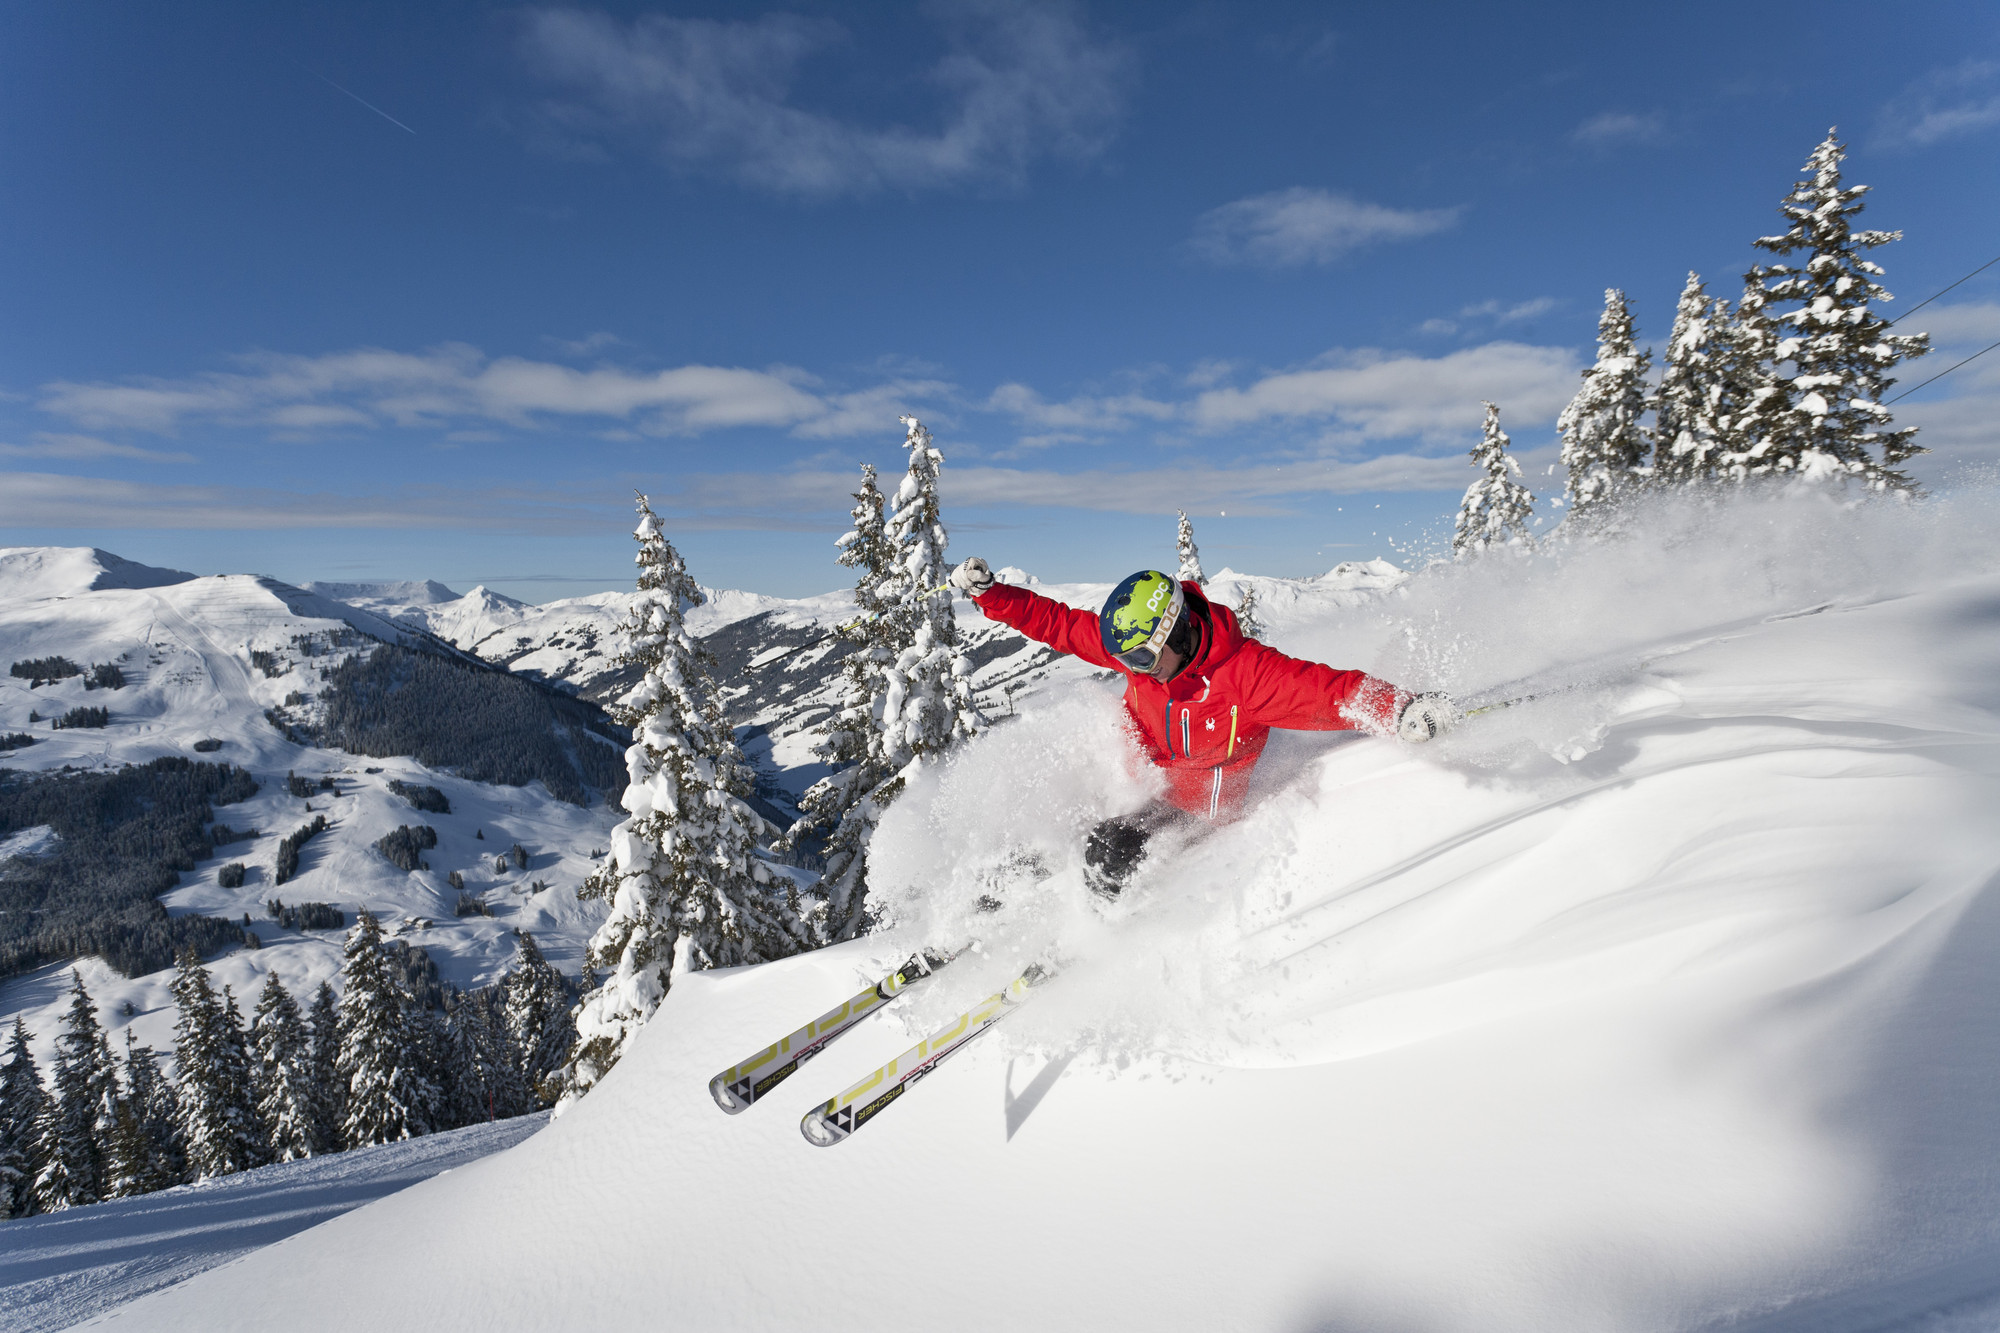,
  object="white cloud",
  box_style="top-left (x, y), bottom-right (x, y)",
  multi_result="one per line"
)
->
top-left (1189, 342), bottom-right (1582, 440)
top-left (1571, 111), bottom-right (1666, 147)
top-left (1460, 297), bottom-right (1556, 323)
top-left (1898, 355), bottom-right (2000, 477)
top-left (984, 382), bottom-right (1175, 442)
top-left (0, 433), bottom-right (195, 463)
top-left (937, 455), bottom-right (1486, 514)
top-left (1903, 301), bottom-right (2000, 346)
top-left (544, 331), bottom-right (622, 357)
top-left (1877, 60), bottom-right (2000, 147)
top-left (793, 381), bottom-right (958, 439)
top-left (1187, 188), bottom-right (1460, 268)
top-left (1422, 298), bottom-right (1557, 337)
top-left (38, 345), bottom-right (942, 440)
top-left (1182, 359), bottom-right (1236, 389)
top-left (0, 472), bottom-right (618, 533)
top-left (516, 2), bottom-right (1132, 196)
